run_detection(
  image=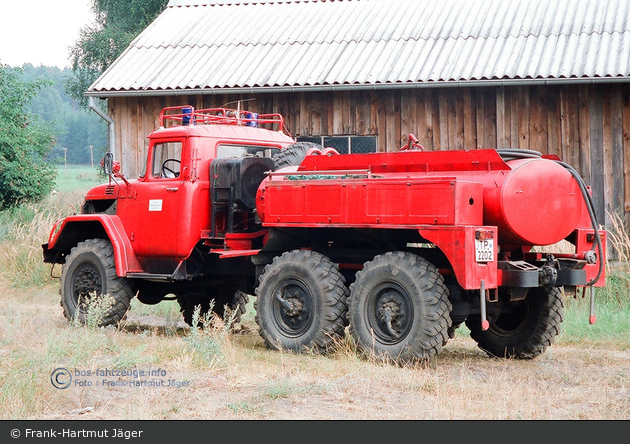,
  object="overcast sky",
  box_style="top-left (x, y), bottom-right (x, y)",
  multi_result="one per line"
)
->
top-left (0, 0), bottom-right (94, 68)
